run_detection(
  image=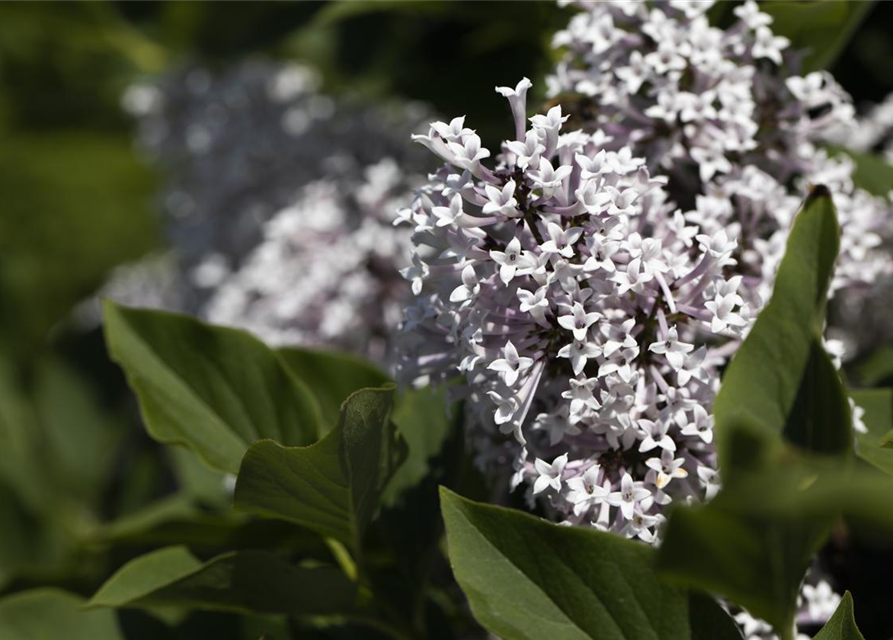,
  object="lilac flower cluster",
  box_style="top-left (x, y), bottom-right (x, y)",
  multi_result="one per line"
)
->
top-left (548, 0), bottom-right (892, 311)
top-left (204, 159), bottom-right (414, 361)
top-left (116, 59), bottom-right (430, 361)
top-left (397, 78), bottom-right (753, 543)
